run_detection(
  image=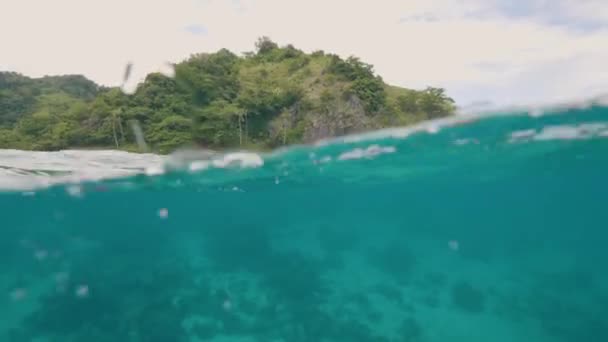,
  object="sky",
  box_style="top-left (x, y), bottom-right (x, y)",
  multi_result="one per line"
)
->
top-left (1, 0), bottom-right (607, 108)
